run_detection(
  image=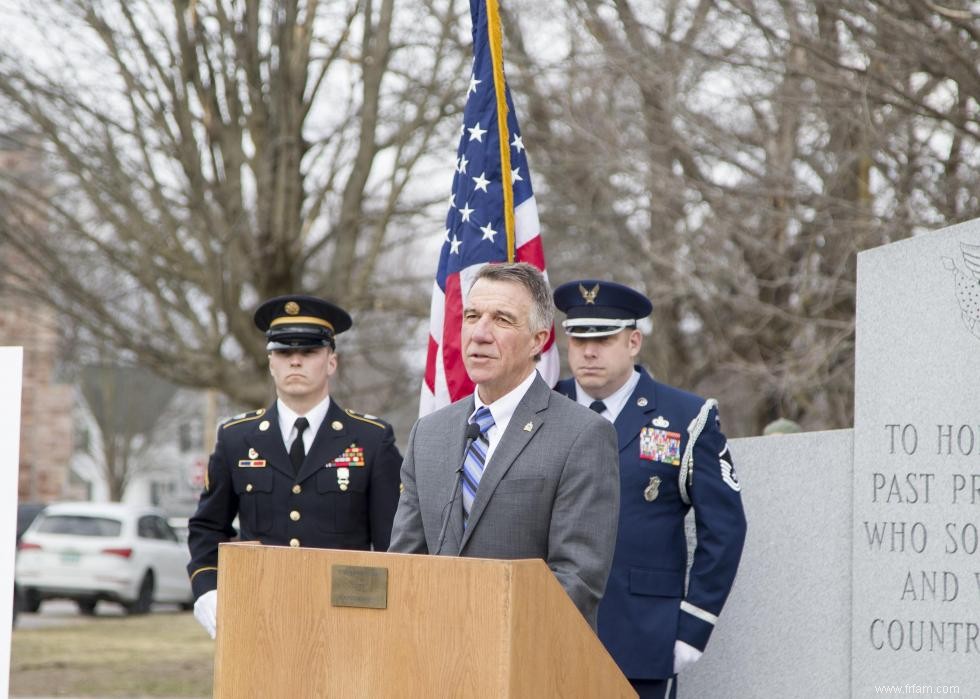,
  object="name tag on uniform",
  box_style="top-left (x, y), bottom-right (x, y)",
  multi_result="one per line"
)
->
top-left (639, 428), bottom-right (681, 465)
top-left (237, 459), bottom-right (267, 468)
